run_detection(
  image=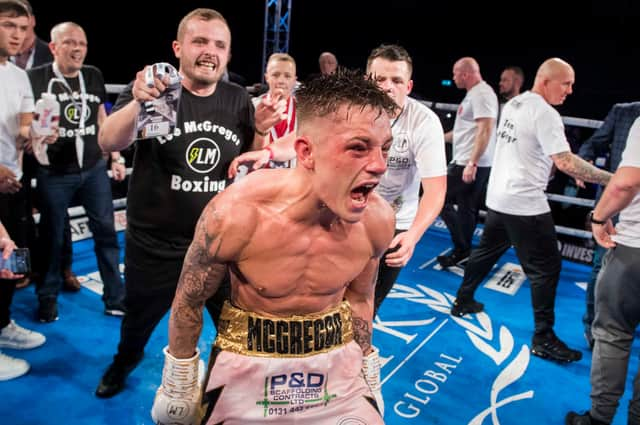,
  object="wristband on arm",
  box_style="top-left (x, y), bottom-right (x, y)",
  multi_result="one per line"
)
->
top-left (589, 211), bottom-right (607, 225)
top-left (255, 127), bottom-right (269, 137)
